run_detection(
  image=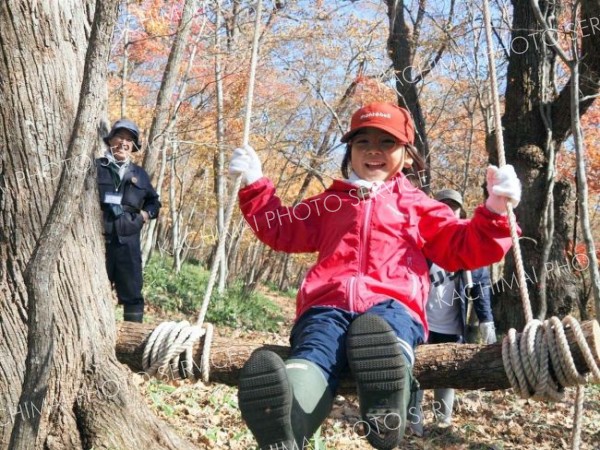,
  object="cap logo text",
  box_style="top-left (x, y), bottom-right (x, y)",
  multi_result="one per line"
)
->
top-left (360, 112), bottom-right (392, 120)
